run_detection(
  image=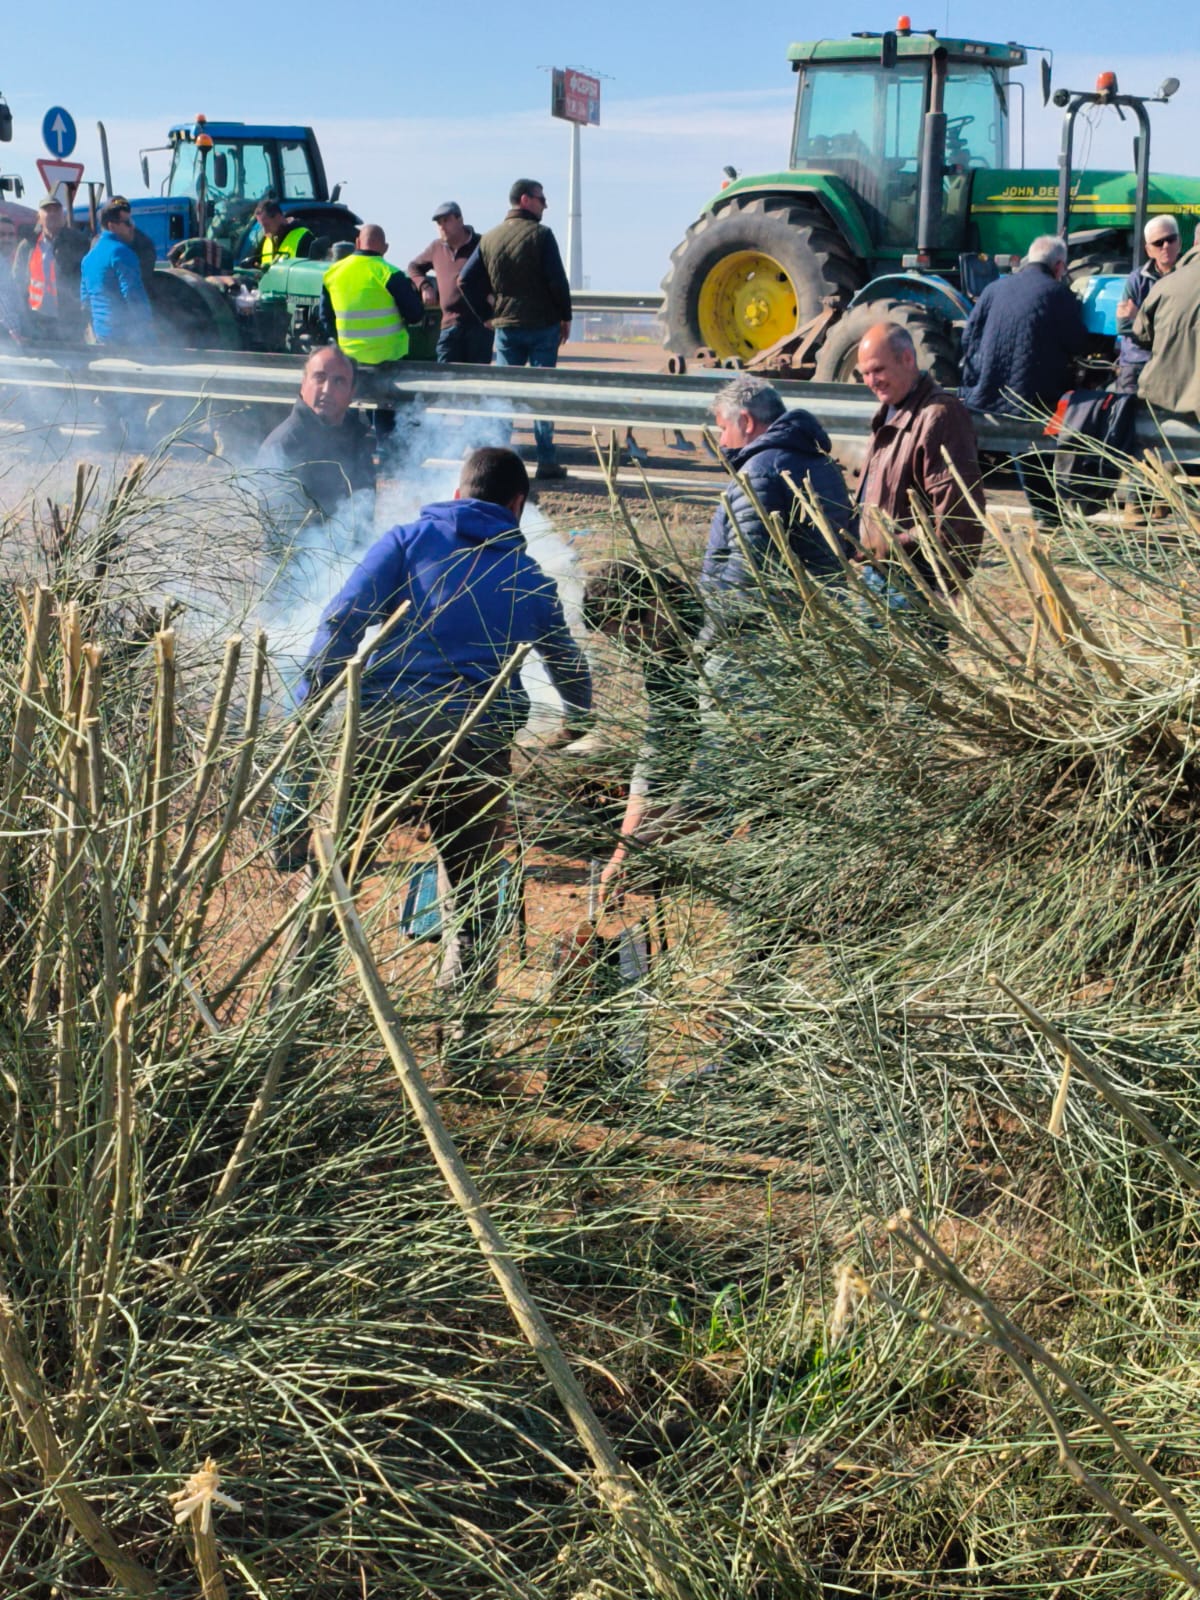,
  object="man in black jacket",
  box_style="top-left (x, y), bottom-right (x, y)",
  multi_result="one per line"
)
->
top-left (255, 346), bottom-right (376, 550)
top-left (960, 235), bottom-right (1090, 527)
top-left (459, 178), bottom-right (572, 479)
